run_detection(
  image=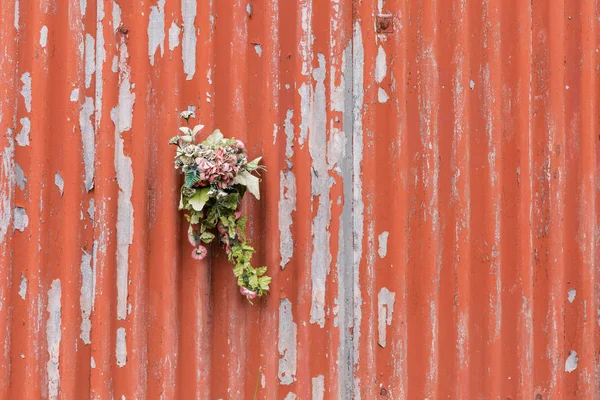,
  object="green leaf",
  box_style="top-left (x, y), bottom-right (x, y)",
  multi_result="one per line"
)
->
top-left (233, 263), bottom-right (245, 277)
top-left (189, 212), bottom-right (201, 225)
top-left (233, 170), bottom-right (260, 200)
top-left (185, 170), bottom-right (201, 188)
top-left (246, 157), bottom-right (262, 171)
top-left (179, 127), bottom-right (193, 136)
top-left (249, 274), bottom-right (258, 288)
top-left (204, 129), bottom-right (224, 146)
top-left (255, 266), bottom-right (267, 276)
top-left (258, 276), bottom-right (271, 291)
top-left (188, 188), bottom-right (210, 211)
top-left (200, 231), bottom-right (215, 243)
top-left (219, 193), bottom-right (239, 209)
